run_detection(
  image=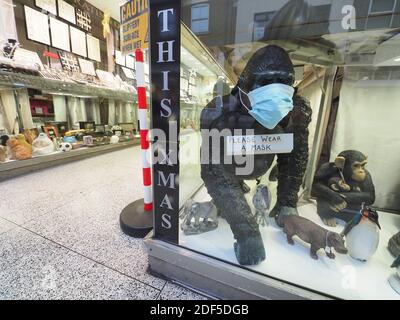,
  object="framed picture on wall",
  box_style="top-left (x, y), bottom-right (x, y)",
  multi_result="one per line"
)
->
top-left (24, 6), bottom-right (51, 46)
top-left (58, 0), bottom-right (76, 24)
top-left (87, 34), bottom-right (101, 62)
top-left (70, 26), bottom-right (87, 57)
top-left (35, 0), bottom-right (57, 15)
top-left (50, 17), bottom-right (70, 52)
top-left (115, 50), bottom-right (126, 66)
top-left (42, 125), bottom-right (59, 139)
